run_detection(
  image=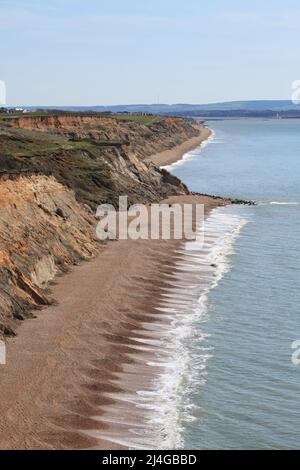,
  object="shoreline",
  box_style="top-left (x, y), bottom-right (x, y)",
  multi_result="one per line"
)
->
top-left (0, 195), bottom-right (231, 450)
top-left (0, 128), bottom-right (231, 450)
top-left (149, 123), bottom-right (212, 167)
top-left (92, 200), bottom-right (248, 450)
